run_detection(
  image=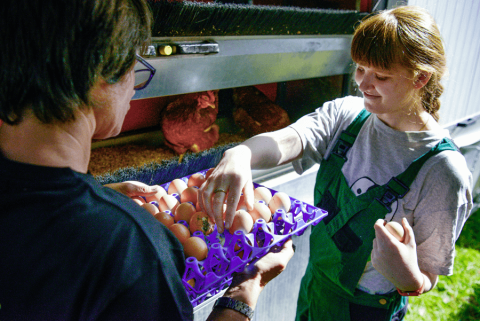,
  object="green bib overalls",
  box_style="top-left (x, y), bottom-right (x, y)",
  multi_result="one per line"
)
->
top-left (295, 110), bottom-right (457, 321)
